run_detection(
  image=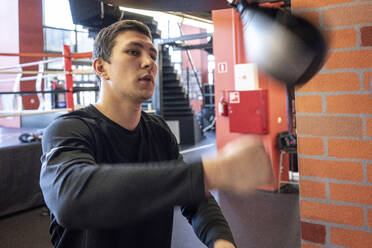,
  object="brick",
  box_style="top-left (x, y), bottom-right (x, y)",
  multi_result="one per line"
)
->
top-left (367, 118), bottom-right (372, 137)
top-left (326, 94), bottom-right (372, 114)
top-left (325, 50), bottom-right (372, 69)
top-left (301, 243), bottom-right (324, 248)
top-left (301, 221), bottom-right (326, 244)
top-left (331, 227), bottom-right (372, 248)
top-left (300, 180), bottom-right (327, 199)
top-left (292, 0), bottom-right (355, 10)
top-left (368, 208), bottom-right (372, 228)
top-left (299, 158), bottom-right (364, 182)
top-left (323, 4), bottom-right (372, 27)
top-left (300, 200), bottom-right (364, 226)
top-left (365, 71), bottom-right (372, 91)
top-left (296, 95), bottom-right (323, 113)
top-left (361, 26), bottom-right (372, 47)
top-left (328, 139), bottom-right (372, 160)
top-left (297, 11), bottom-right (320, 27)
top-left (297, 72), bottom-right (360, 92)
top-left (324, 28), bottom-right (357, 49)
top-left (296, 116), bottom-right (363, 137)
top-left (368, 164), bottom-right (372, 183)
top-left (330, 183), bottom-right (372, 205)
top-left (298, 137), bottom-right (324, 156)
